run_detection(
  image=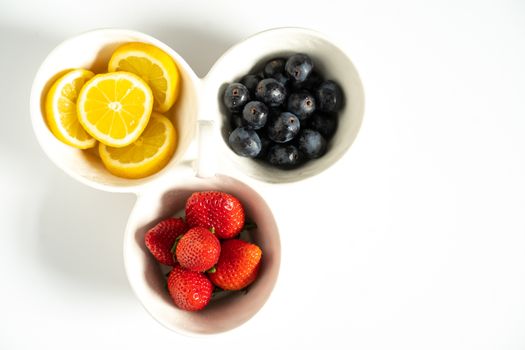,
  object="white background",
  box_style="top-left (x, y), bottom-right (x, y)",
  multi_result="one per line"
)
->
top-left (1, 0), bottom-right (524, 349)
